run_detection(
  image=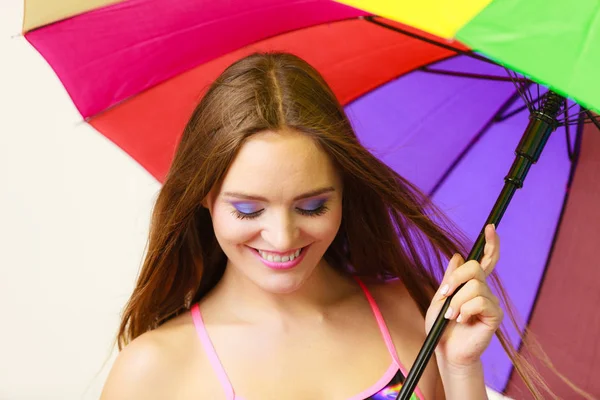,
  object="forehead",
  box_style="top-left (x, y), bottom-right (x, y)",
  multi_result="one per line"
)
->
top-left (220, 130), bottom-right (340, 199)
